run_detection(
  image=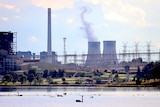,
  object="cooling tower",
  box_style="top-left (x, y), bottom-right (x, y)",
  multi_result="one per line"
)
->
top-left (85, 42), bottom-right (101, 68)
top-left (102, 41), bottom-right (118, 65)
